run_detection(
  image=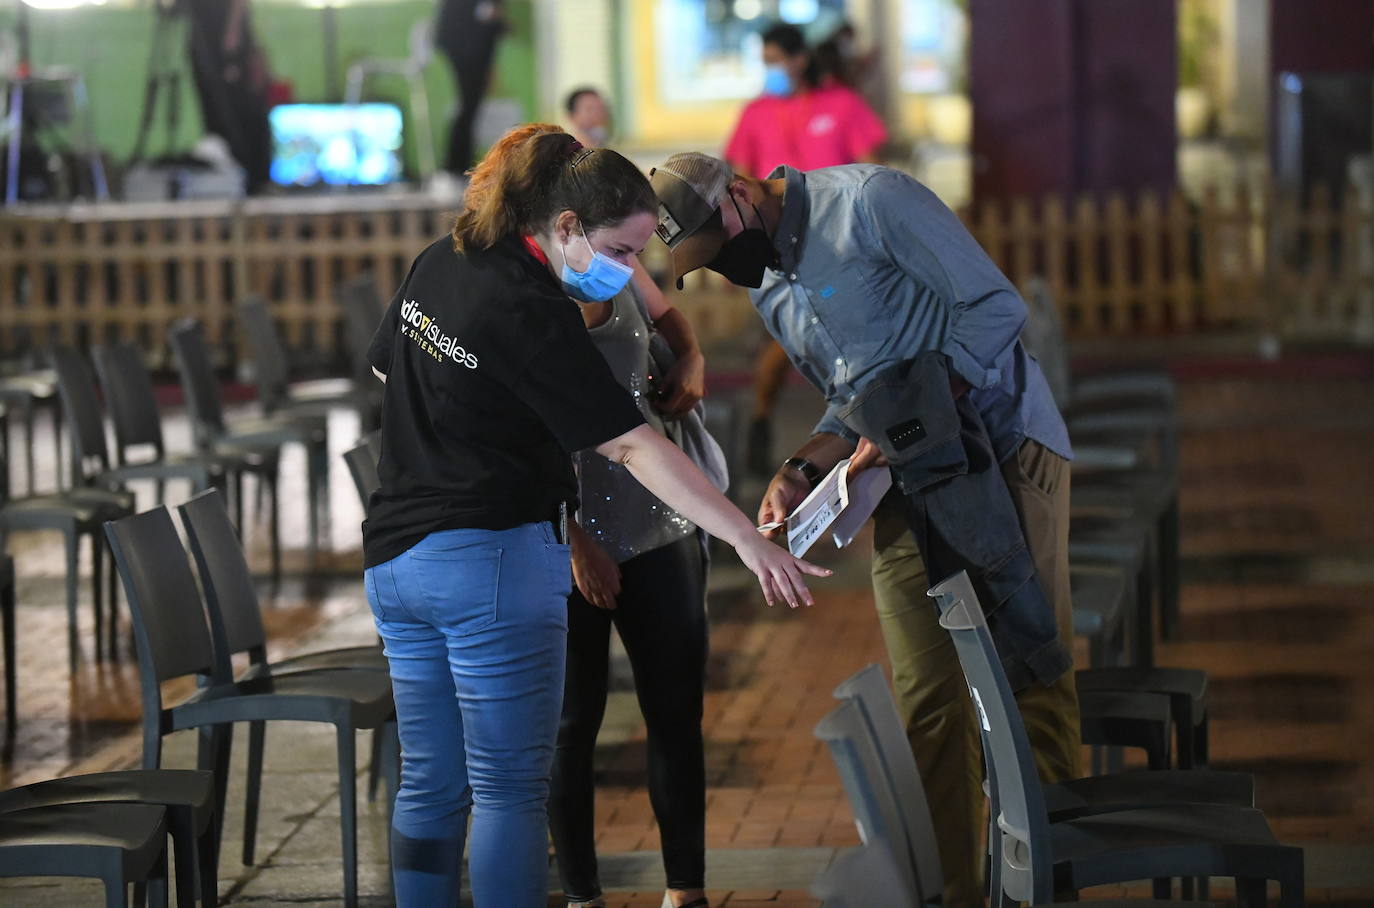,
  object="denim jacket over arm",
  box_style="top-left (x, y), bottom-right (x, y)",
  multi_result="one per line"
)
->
top-left (838, 352), bottom-right (1071, 690)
